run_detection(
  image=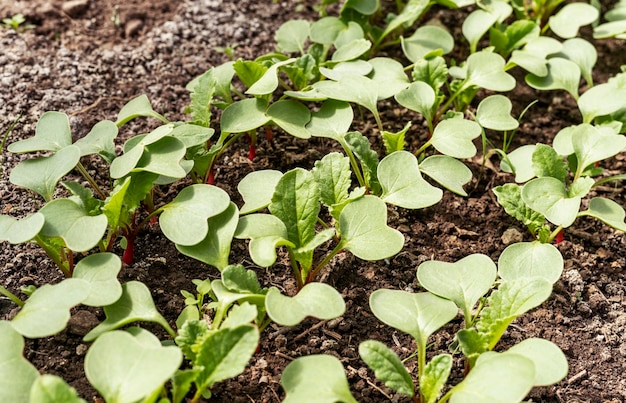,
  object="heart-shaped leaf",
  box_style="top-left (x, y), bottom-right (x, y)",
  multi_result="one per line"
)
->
top-left (420, 155), bottom-right (473, 196)
top-left (310, 16), bottom-right (347, 44)
top-left (466, 52), bottom-right (516, 92)
top-left (378, 151), bottom-right (443, 209)
top-left (39, 198), bottom-right (108, 252)
top-left (505, 338), bottom-right (568, 386)
top-left (462, 9), bottom-right (499, 53)
top-left (313, 75), bottom-right (380, 126)
top-left (430, 118), bottom-right (482, 159)
top-left (10, 145), bottom-right (81, 201)
top-left (526, 58), bottom-right (581, 100)
top-left (557, 38), bottom-right (597, 87)
top-left (83, 281), bottom-right (174, 341)
top-left (220, 98), bottom-right (270, 133)
top-left (135, 136), bottom-right (188, 178)
top-left (0, 213), bottom-right (44, 244)
top-left (449, 353), bottom-right (535, 402)
top-left (332, 38), bottom-right (372, 62)
top-left (246, 58), bottom-right (297, 95)
top-left (579, 197), bottom-right (626, 232)
top-left (73, 253), bottom-right (123, 306)
top-left (73, 120), bottom-right (118, 163)
top-left (11, 278), bottom-right (90, 338)
top-left (266, 100), bottom-right (312, 139)
top-left (266, 283), bottom-right (345, 326)
top-left (476, 95), bottom-right (519, 131)
top-left (395, 81), bottom-right (436, 123)
top-left (500, 144), bottom-right (537, 183)
top-left (8, 111), bottom-right (71, 153)
top-left (176, 202), bottom-right (239, 271)
top-left (160, 184), bottom-right (231, 246)
top-left (359, 340), bottom-right (414, 397)
top-left (401, 25), bottom-right (454, 62)
top-left (573, 125), bottom-right (626, 172)
top-left (281, 355), bottom-right (357, 403)
top-left (578, 83), bottom-right (626, 123)
top-left (234, 214), bottom-right (293, 267)
top-left (369, 289), bottom-right (457, 343)
top-left (368, 57), bottom-right (410, 100)
top-left (549, 3), bottom-right (599, 39)
top-left (116, 94), bottom-right (168, 126)
top-left (306, 100), bottom-right (353, 140)
top-left (30, 375), bottom-right (85, 403)
top-left (418, 254), bottom-right (497, 321)
top-left (498, 242), bottom-right (563, 284)
top-left (238, 170), bottom-right (284, 214)
top-left (338, 195), bottom-right (404, 260)
top-left (85, 330), bottom-right (182, 403)
top-left (0, 322), bottom-right (39, 402)
top-left (521, 177), bottom-right (583, 227)
top-left (275, 20), bottom-right (310, 53)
